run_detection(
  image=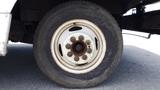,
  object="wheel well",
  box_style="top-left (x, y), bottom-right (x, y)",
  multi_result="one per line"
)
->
top-left (10, 0), bottom-right (127, 43)
top-left (12, 0), bottom-right (127, 22)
